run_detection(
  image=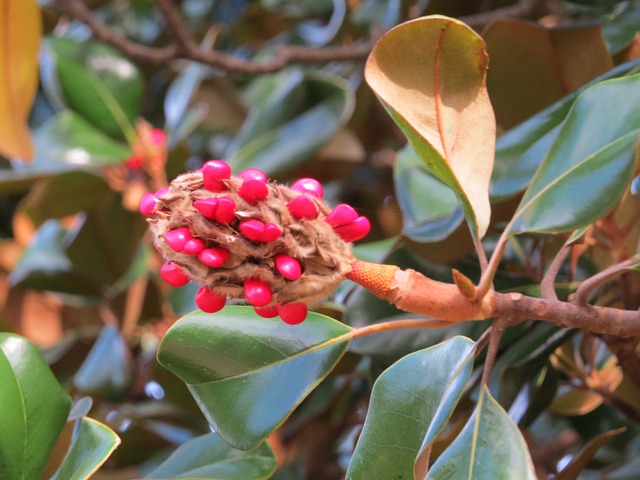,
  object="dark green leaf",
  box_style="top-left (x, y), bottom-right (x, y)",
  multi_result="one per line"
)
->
top-left (555, 427), bottom-right (626, 480)
top-left (0, 333), bottom-right (71, 480)
top-left (51, 417), bottom-right (120, 480)
top-left (229, 70), bottom-right (354, 176)
top-left (426, 387), bottom-right (536, 479)
top-left (601, 3), bottom-right (640, 54)
top-left (506, 75), bottom-right (640, 235)
top-left (346, 336), bottom-right (475, 480)
top-left (47, 37), bottom-right (141, 139)
top-left (491, 57), bottom-right (640, 201)
top-left (157, 306), bottom-right (352, 450)
top-left (145, 432), bottom-right (276, 479)
top-left (394, 144), bottom-right (463, 242)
